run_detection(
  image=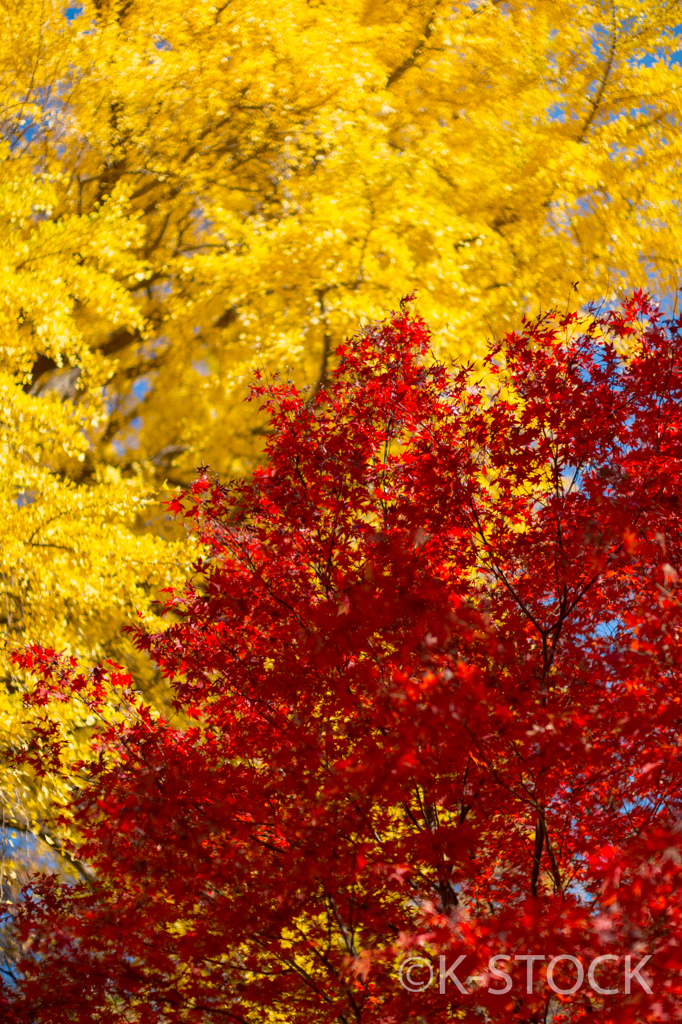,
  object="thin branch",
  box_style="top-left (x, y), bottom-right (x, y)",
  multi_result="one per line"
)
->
top-left (386, 6), bottom-right (439, 88)
top-left (577, 26), bottom-right (617, 143)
